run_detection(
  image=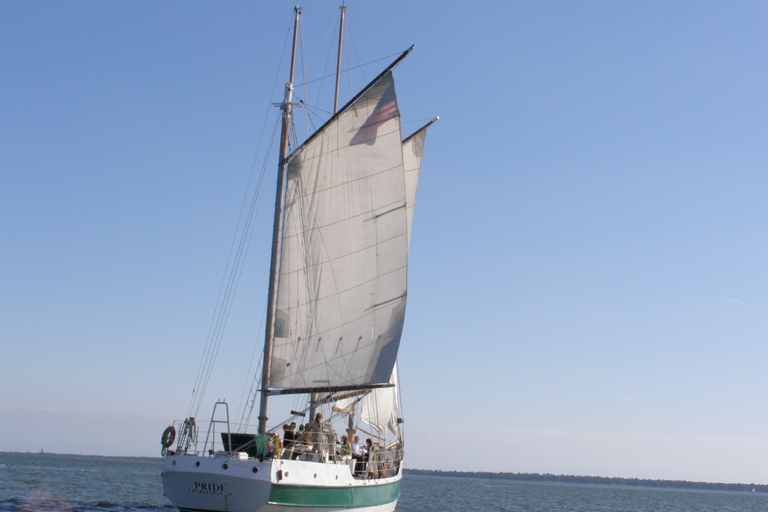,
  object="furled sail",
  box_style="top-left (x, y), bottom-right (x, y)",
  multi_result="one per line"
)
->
top-left (269, 71), bottom-right (408, 393)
